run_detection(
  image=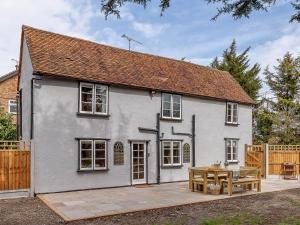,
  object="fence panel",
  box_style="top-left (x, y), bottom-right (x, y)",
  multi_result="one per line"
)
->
top-left (0, 141), bottom-right (30, 191)
top-left (268, 145), bottom-right (300, 175)
top-left (245, 144), bottom-right (265, 178)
